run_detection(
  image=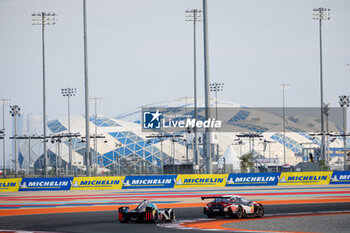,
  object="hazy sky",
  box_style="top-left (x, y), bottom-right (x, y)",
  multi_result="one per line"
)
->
top-left (0, 0), bottom-right (349, 125)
